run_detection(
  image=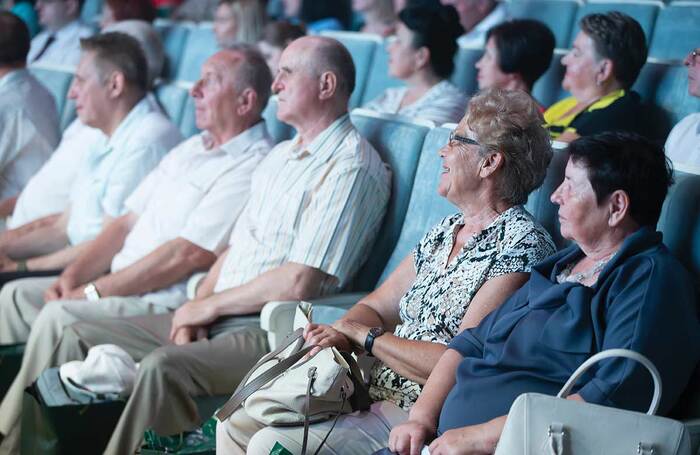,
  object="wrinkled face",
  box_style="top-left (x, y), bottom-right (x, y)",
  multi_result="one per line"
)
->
top-left (387, 23), bottom-right (420, 80)
top-left (283, 0), bottom-right (301, 17)
top-left (352, 0), bottom-right (374, 12)
top-left (685, 48), bottom-right (700, 98)
top-left (258, 41), bottom-right (283, 75)
top-left (550, 159), bottom-right (611, 244)
top-left (271, 40), bottom-right (319, 126)
top-left (190, 53), bottom-right (241, 132)
top-left (214, 3), bottom-right (237, 48)
top-left (437, 123), bottom-right (485, 204)
top-left (562, 31), bottom-right (602, 96)
top-left (476, 36), bottom-right (511, 90)
top-left (36, 0), bottom-right (76, 29)
top-left (99, 3), bottom-right (116, 29)
top-left (68, 51), bottom-right (112, 130)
